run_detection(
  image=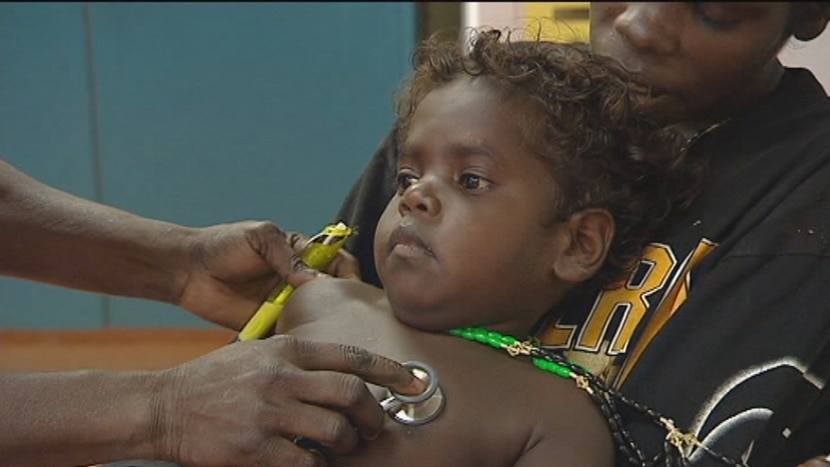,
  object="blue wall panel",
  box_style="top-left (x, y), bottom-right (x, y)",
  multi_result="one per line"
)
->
top-left (0, 3), bottom-right (105, 329)
top-left (0, 2), bottom-right (417, 329)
